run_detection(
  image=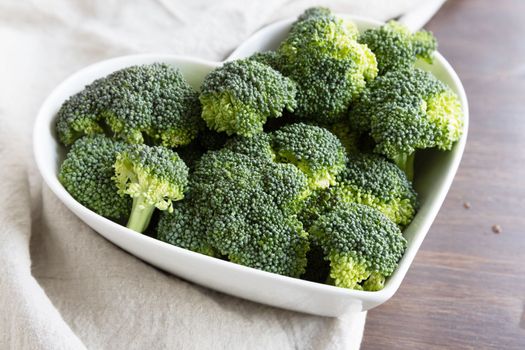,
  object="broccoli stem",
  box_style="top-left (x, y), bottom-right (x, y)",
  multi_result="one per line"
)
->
top-left (394, 153), bottom-right (415, 181)
top-left (126, 197), bottom-right (155, 233)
